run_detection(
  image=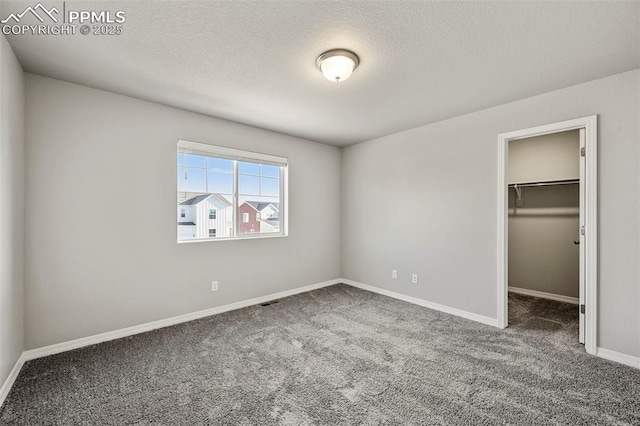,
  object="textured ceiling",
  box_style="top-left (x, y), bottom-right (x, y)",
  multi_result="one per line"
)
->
top-left (3, 1), bottom-right (639, 146)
